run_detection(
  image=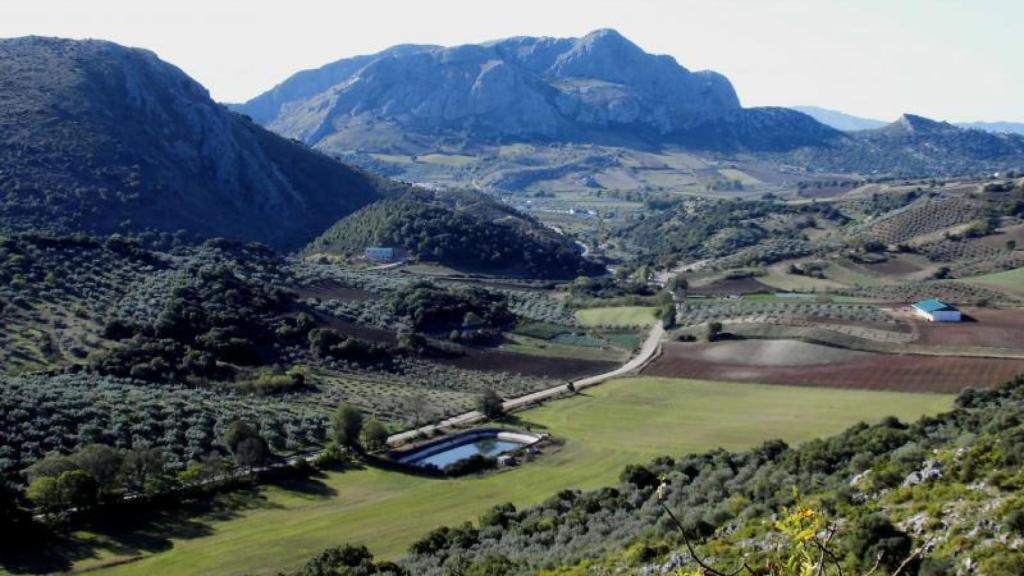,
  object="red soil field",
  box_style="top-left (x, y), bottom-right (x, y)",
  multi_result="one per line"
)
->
top-left (912, 309), bottom-right (1024, 351)
top-left (644, 341), bottom-right (1024, 394)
